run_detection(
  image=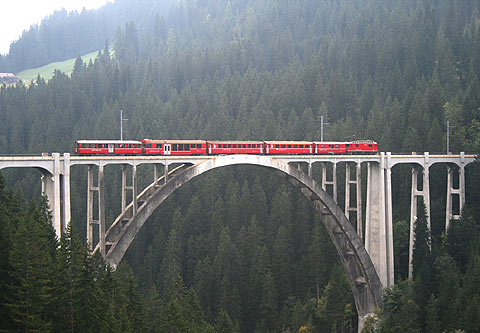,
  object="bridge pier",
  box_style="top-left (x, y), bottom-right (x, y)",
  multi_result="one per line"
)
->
top-left (41, 152), bottom-right (67, 236)
top-left (446, 162), bottom-right (465, 230)
top-left (365, 153), bottom-right (394, 288)
top-left (345, 162), bottom-right (363, 241)
top-left (321, 162), bottom-right (337, 202)
top-left (121, 164), bottom-right (138, 216)
top-left (87, 165), bottom-right (105, 255)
